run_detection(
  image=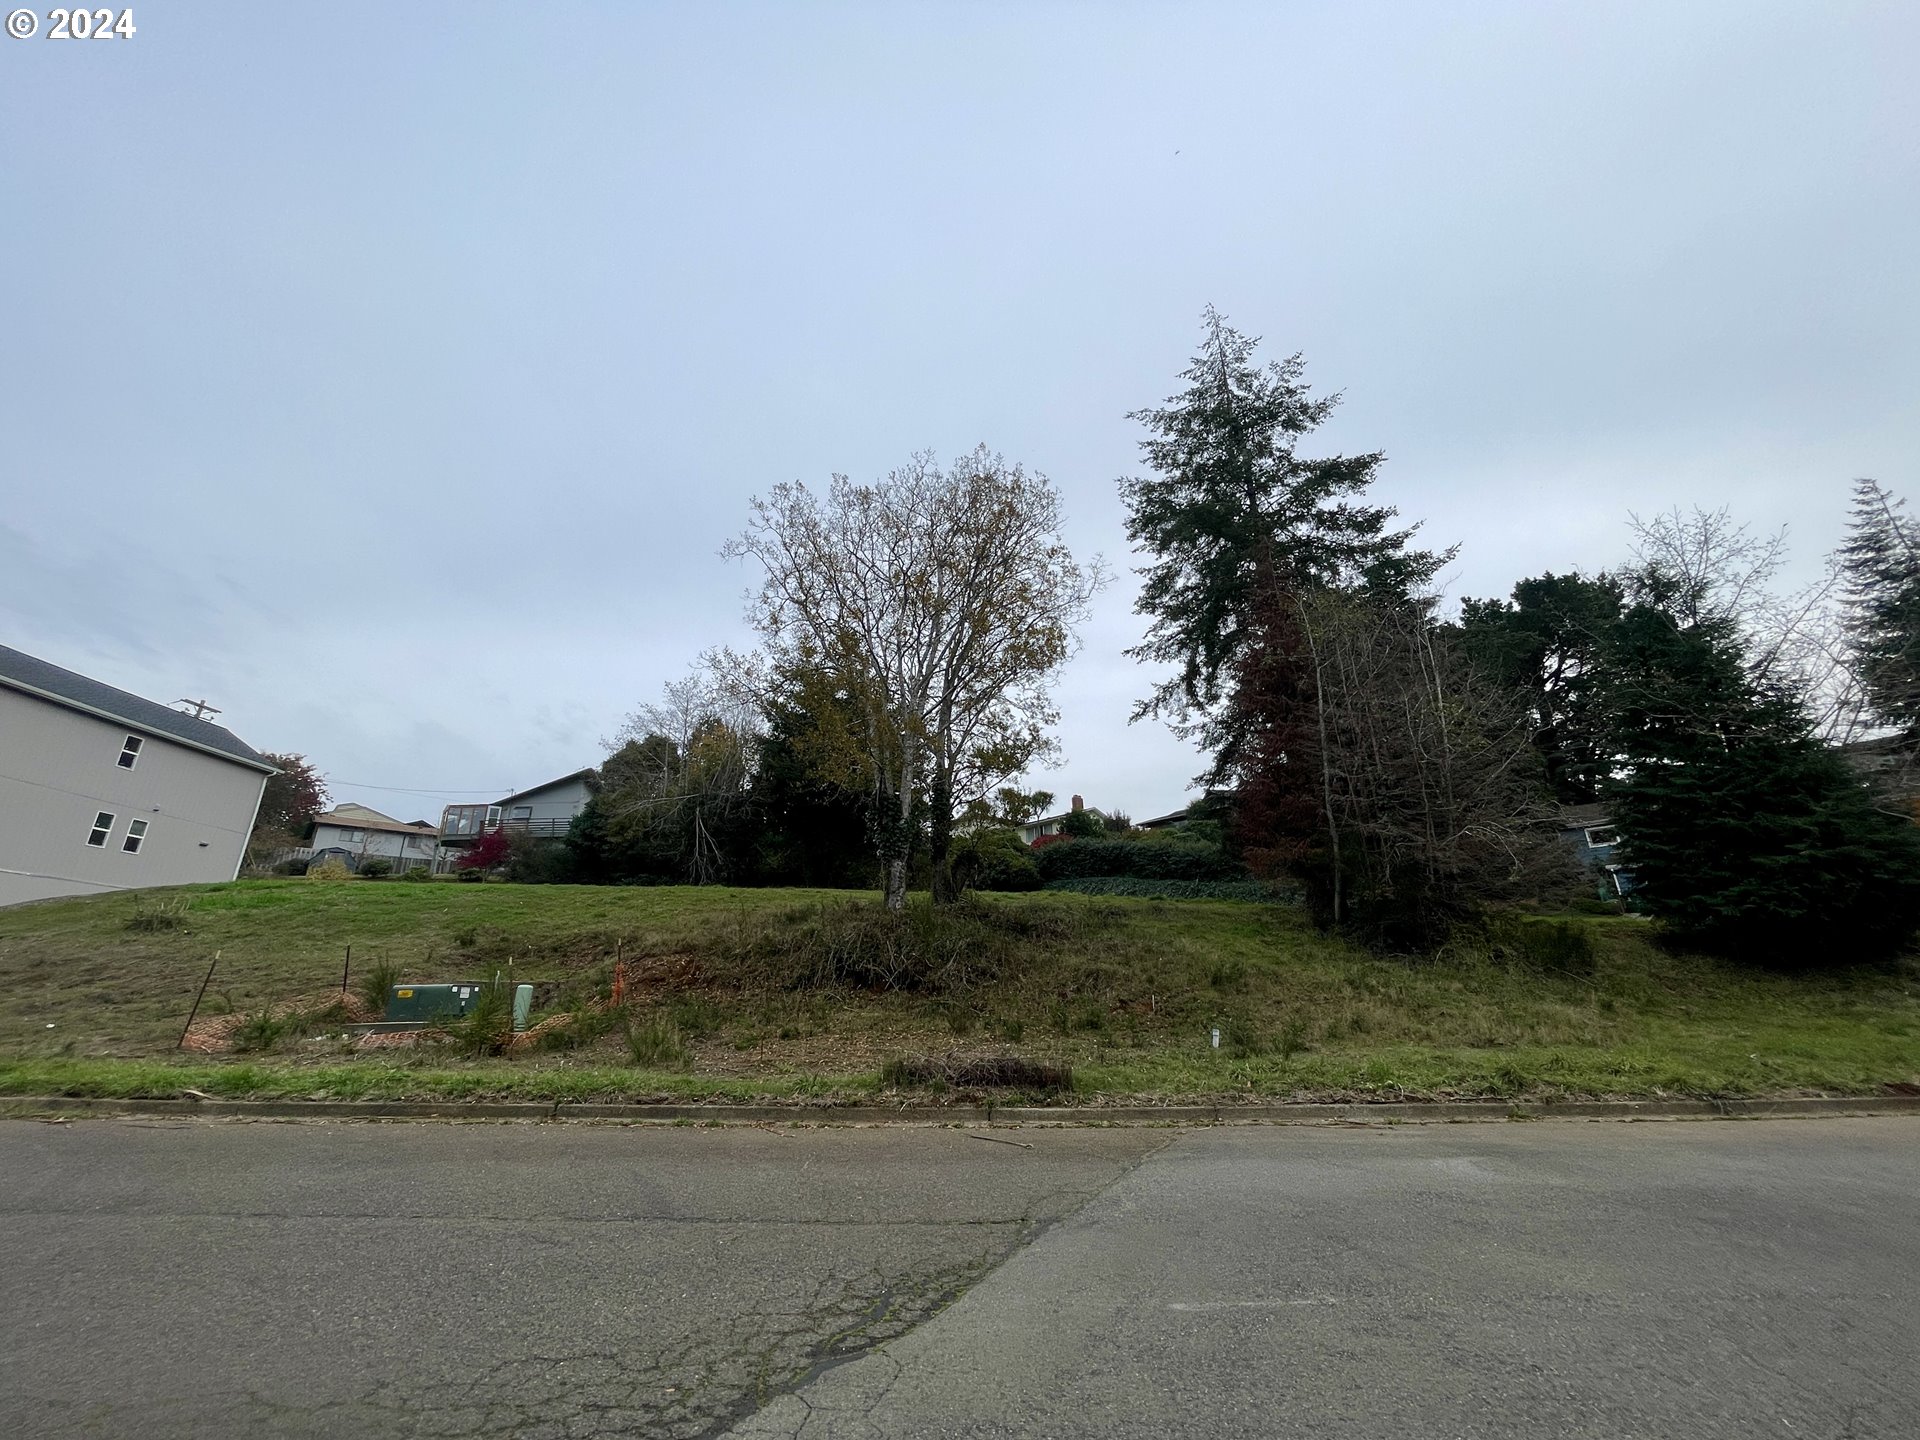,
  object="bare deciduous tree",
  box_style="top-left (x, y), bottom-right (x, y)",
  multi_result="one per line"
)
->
top-left (724, 447), bottom-right (1105, 909)
top-left (1234, 572), bottom-right (1566, 942)
top-left (1628, 506), bottom-right (1862, 740)
top-left (602, 671), bottom-right (760, 885)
